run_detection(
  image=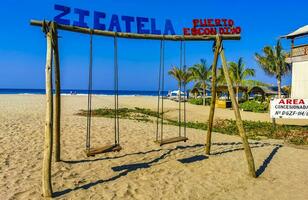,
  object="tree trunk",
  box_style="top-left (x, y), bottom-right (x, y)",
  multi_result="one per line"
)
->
top-left (202, 85), bottom-right (206, 106)
top-left (272, 76), bottom-right (282, 128)
top-left (220, 44), bottom-right (256, 178)
top-left (42, 30), bottom-right (53, 197)
top-left (277, 76), bottom-right (281, 99)
top-left (236, 85), bottom-right (239, 104)
top-left (205, 36), bottom-right (221, 154)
